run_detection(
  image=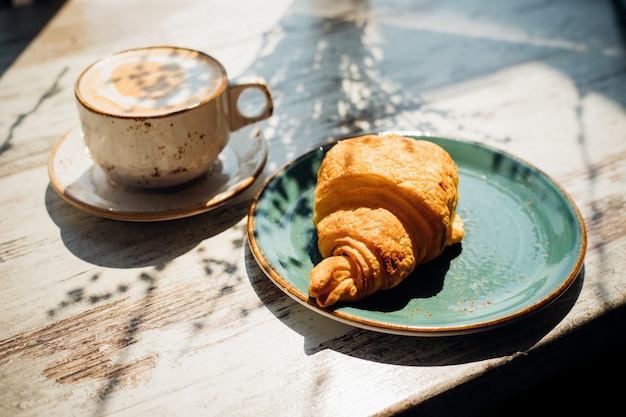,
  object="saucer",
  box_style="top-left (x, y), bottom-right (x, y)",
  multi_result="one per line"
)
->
top-left (48, 125), bottom-right (268, 221)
